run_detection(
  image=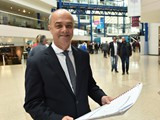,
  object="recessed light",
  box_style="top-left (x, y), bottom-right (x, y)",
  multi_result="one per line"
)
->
top-left (23, 9), bottom-right (26, 13)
